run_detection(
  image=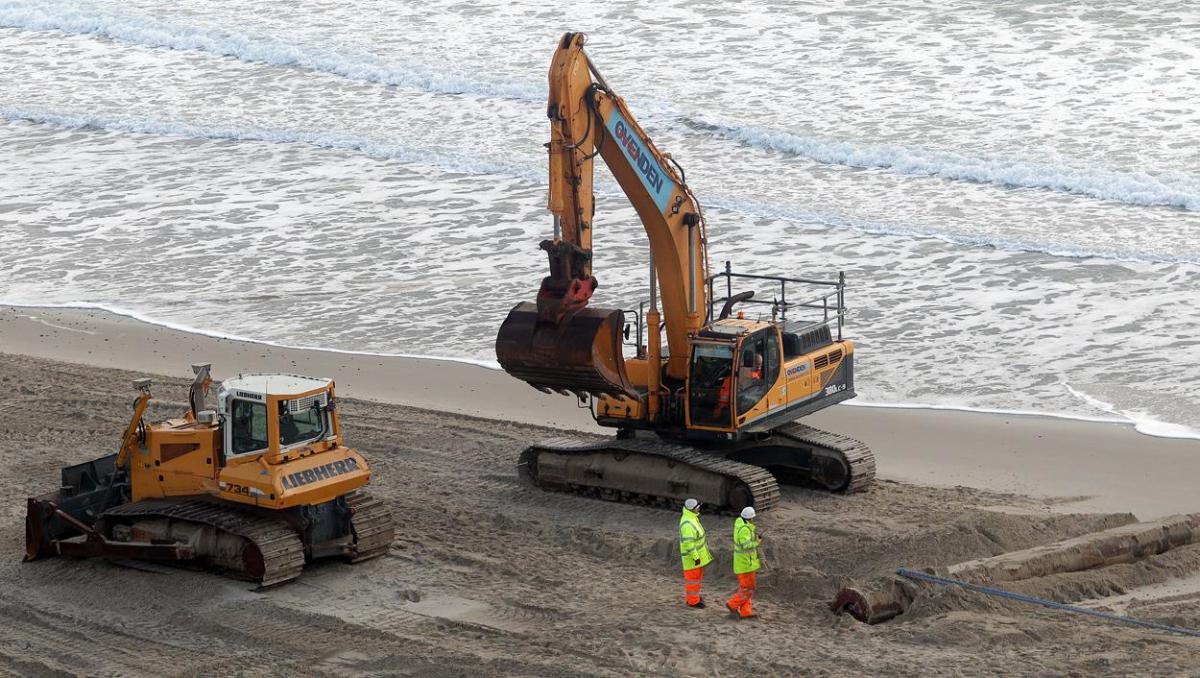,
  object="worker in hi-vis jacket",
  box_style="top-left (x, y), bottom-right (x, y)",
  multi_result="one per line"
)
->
top-left (727, 506), bottom-right (762, 619)
top-left (678, 498), bottom-right (713, 608)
